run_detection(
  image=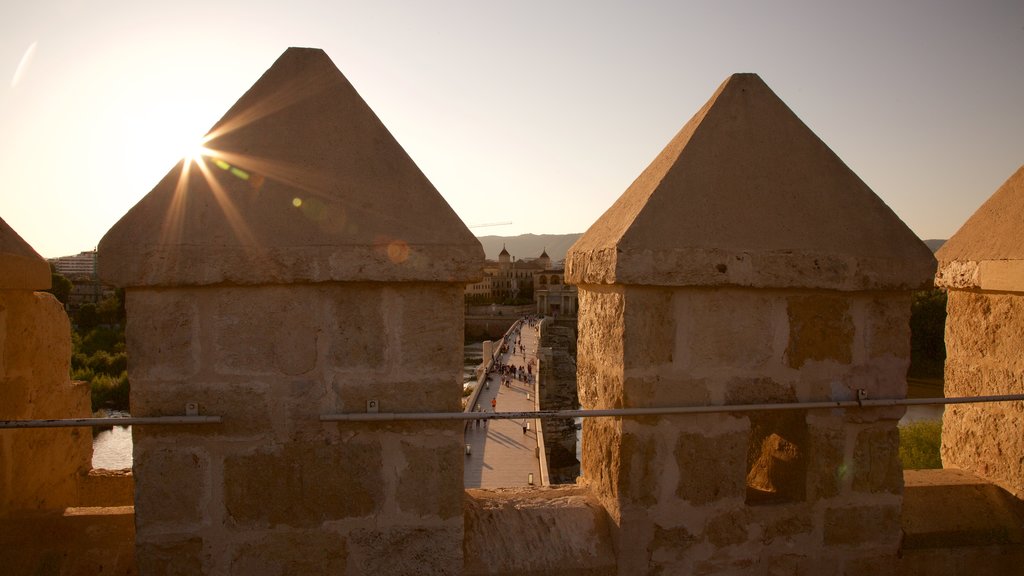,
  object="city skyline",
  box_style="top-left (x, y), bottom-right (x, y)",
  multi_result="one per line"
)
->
top-left (2, 1), bottom-right (1022, 258)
